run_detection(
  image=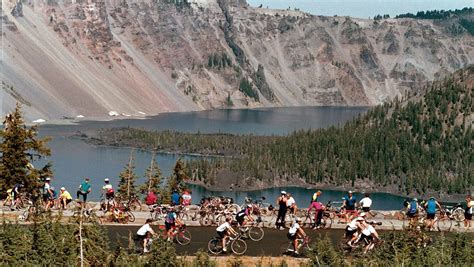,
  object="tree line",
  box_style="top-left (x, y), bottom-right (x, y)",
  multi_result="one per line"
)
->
top-left (94, 67), bottom-right (473, 195)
